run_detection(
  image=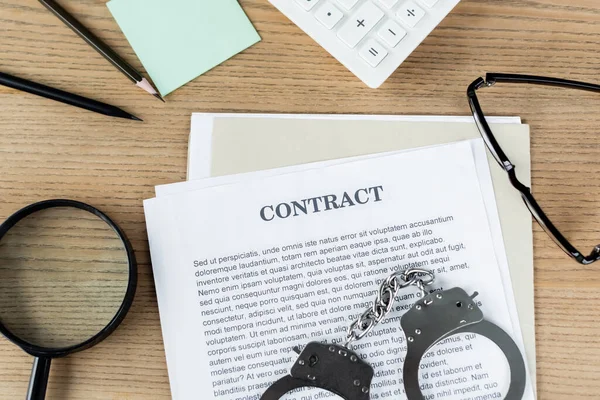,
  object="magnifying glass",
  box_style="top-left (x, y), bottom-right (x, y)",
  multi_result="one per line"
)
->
top-left (0, 199), bottom-right (137, 399)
